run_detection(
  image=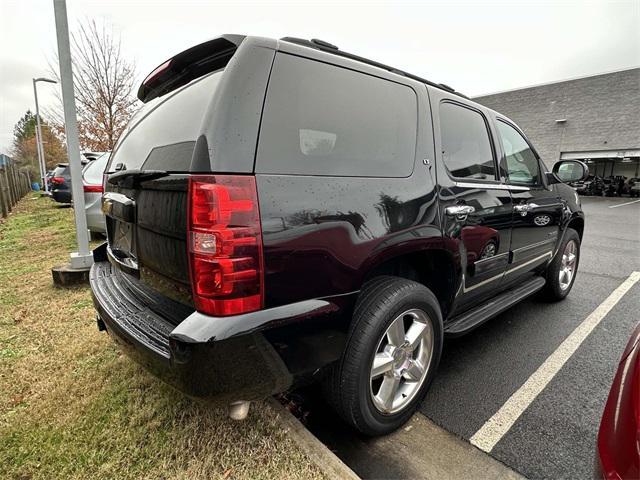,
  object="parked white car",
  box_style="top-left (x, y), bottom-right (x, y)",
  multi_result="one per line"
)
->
top-left (82, 152), bottom-right (109, 236)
